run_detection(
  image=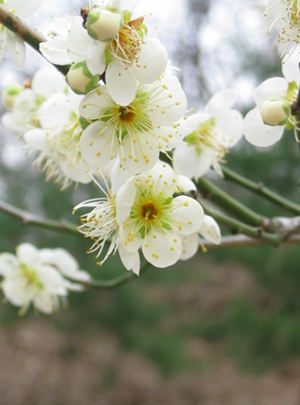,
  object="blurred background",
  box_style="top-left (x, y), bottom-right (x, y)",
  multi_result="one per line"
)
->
top-left (2, 0), bottom-right (300, 403)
